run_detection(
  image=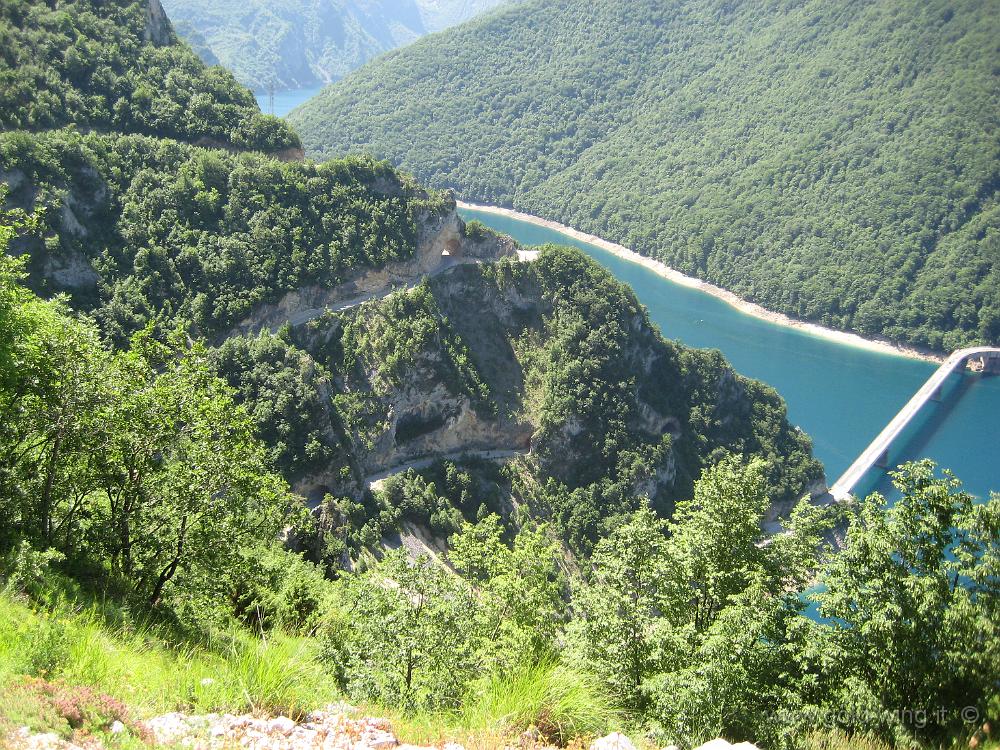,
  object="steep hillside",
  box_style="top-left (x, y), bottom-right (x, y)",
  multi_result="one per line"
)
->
top-left (234, 247), bottom-right (822, 558)
top-left (291, 0), bottom-right (1000, 352)
top-left (1, 128), bottom-right (451, 344)
top-left (0, 0), bottom-right (821, 554)
top-left (160, 0), bottom-right (516, 92)
top-left (3, 0), bottom-right (999, 746)
top-left (0, 0), bottom-right (298, 152)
